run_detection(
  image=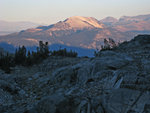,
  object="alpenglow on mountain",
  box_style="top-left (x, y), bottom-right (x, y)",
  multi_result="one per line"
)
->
top-left (38, 16), bottom-right (104, 30)
top-left (0, 16), bottom-right (135, 49)
top-left (101, 14), bottom-right (150, 33)
top-left (0, 14), bottom-right (150, 53)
